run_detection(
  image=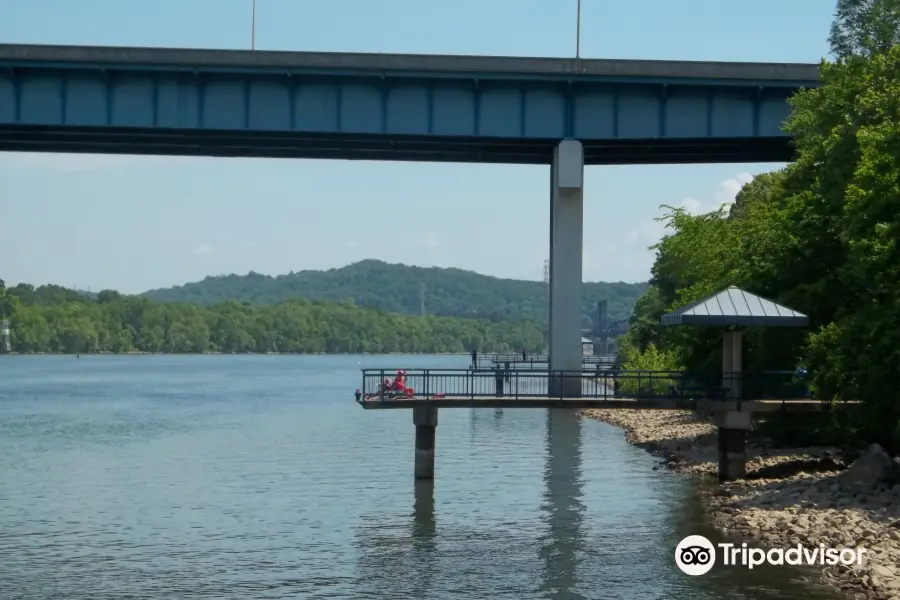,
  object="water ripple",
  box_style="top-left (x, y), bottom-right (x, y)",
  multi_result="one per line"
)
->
top-left (0, 355), bottom-right (843, 599)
